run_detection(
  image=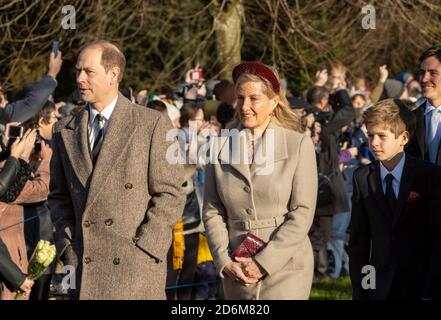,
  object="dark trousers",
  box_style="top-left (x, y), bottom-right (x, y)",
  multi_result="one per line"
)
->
top-left (29, 274), bottom-right (52, 300)
top-left (309, 215), bottom-right (333, 276)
